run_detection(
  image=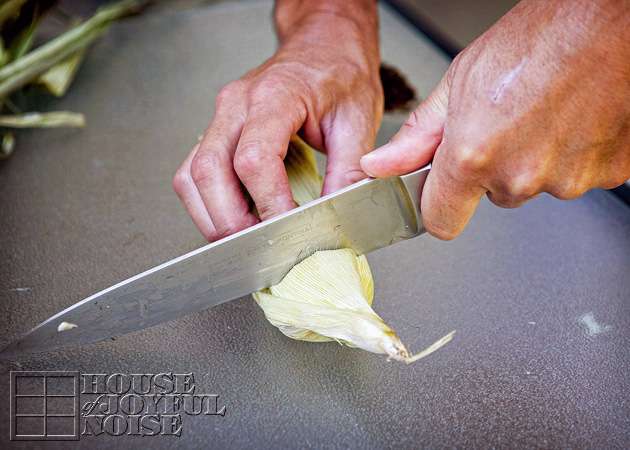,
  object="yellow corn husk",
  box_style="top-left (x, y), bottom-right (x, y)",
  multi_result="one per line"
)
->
top-left (0, 111), bottom-right (85, 128)
top-left (252, 136), bottom-right (454, 363)
top-left (1, 131), bottom-right (15, 159)
top-left (283, 136), bottom-right (323, 205)
top-left (35, 47), bottom-right (87, 97)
